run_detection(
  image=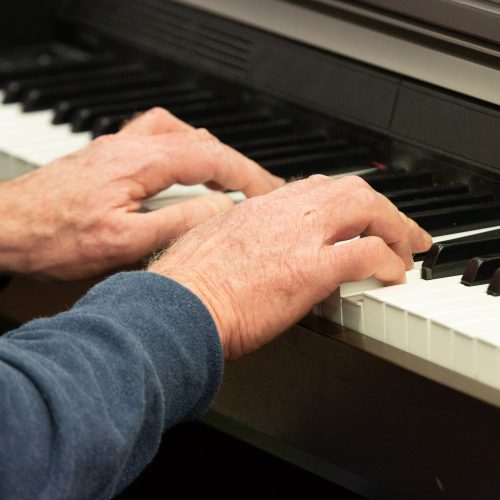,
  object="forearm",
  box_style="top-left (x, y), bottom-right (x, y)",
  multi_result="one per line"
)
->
top-left (0, 272), bottom-right (223, 500)
top-left (0, 178), bottom-right (34, 274)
